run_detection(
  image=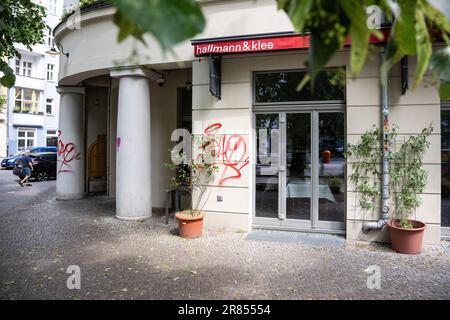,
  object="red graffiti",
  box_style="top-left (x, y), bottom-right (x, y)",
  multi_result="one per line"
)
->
top-left (202, 123), bottom-right (249, 186)
top-left (57, 130), bottom-right (81, 173)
